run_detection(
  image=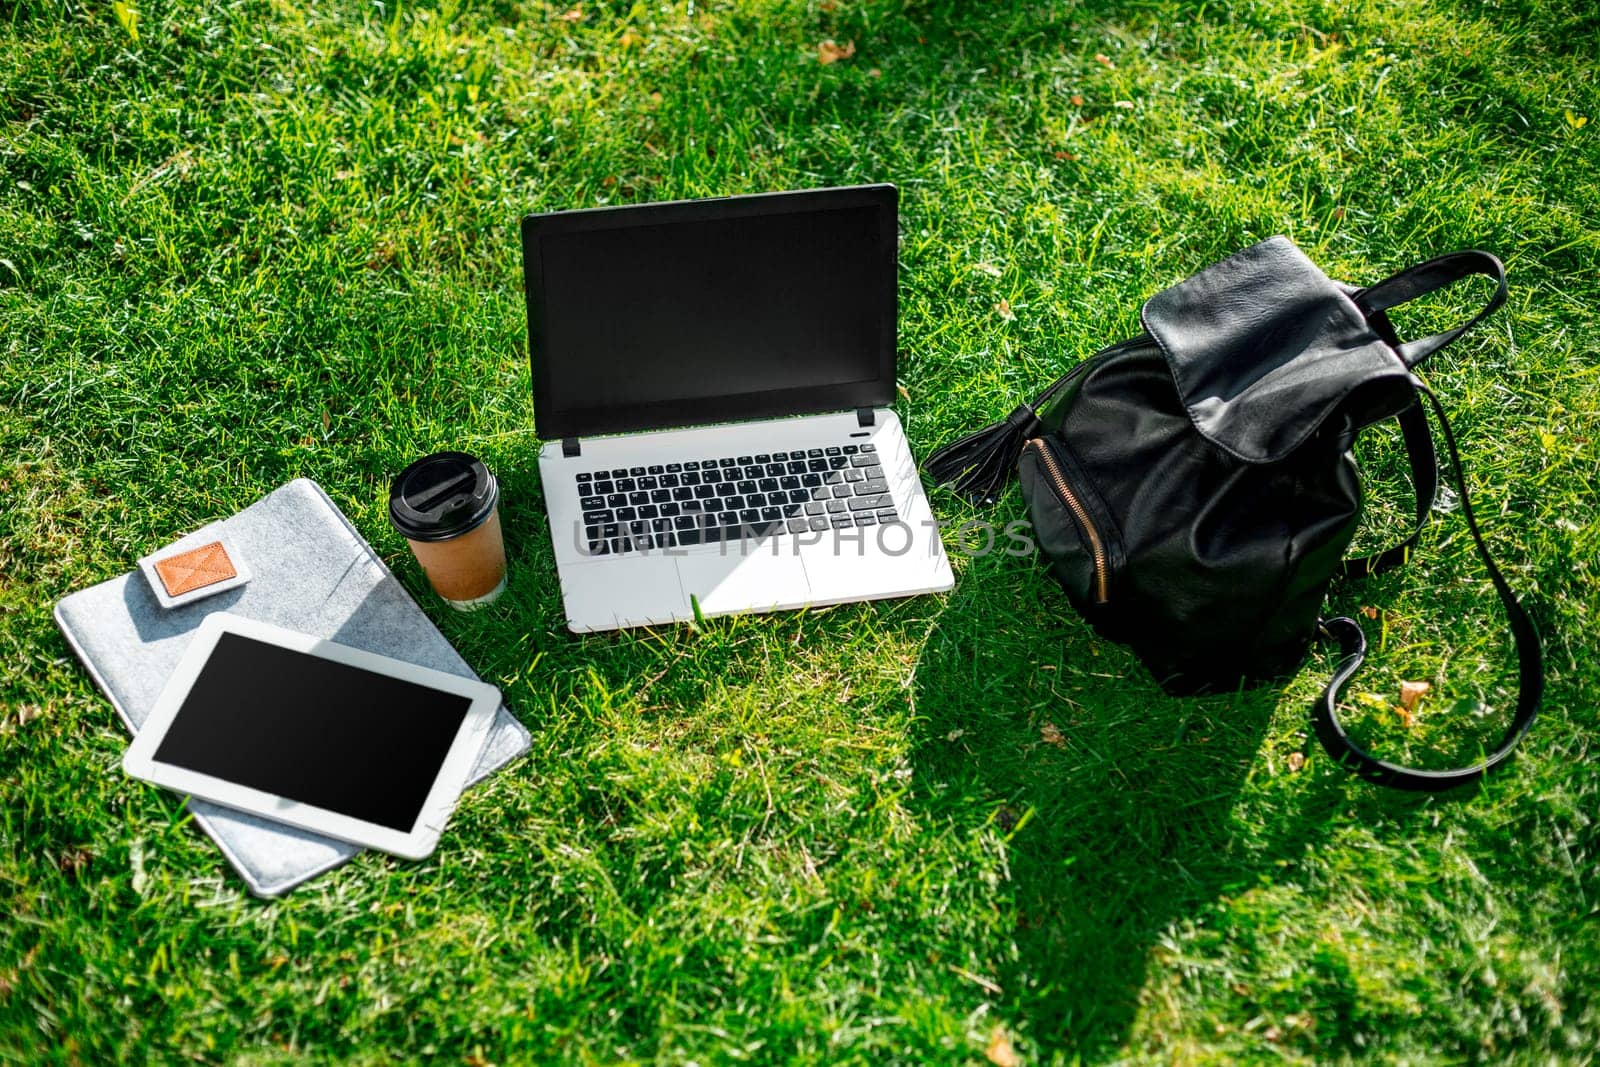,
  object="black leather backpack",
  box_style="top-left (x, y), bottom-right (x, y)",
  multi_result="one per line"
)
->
top-left (927, 236), bottom-right (1543, 792)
